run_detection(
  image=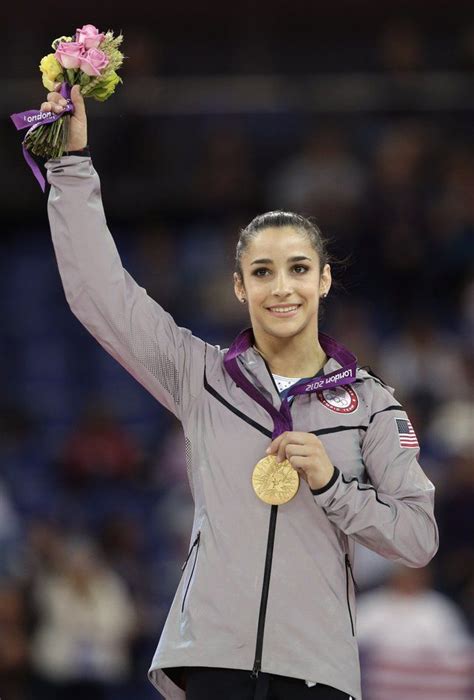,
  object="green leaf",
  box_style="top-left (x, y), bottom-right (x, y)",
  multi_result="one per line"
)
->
top-left (66, 68), bottom-right (77, 85)
top-left (79, 72), bottom-right (91, 86)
